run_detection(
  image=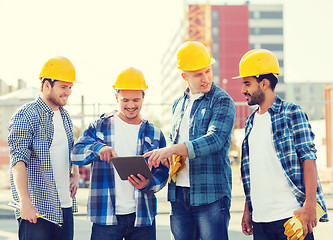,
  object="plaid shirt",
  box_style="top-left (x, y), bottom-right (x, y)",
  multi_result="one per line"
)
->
top-left (241, 96), bottom-right (328, 222)
top-left (167, 83), bottom-right (236, 206)
top-left (71, 111), bottom-right (168, 227)
top-left (8, 97), bottom-right (76, 225)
